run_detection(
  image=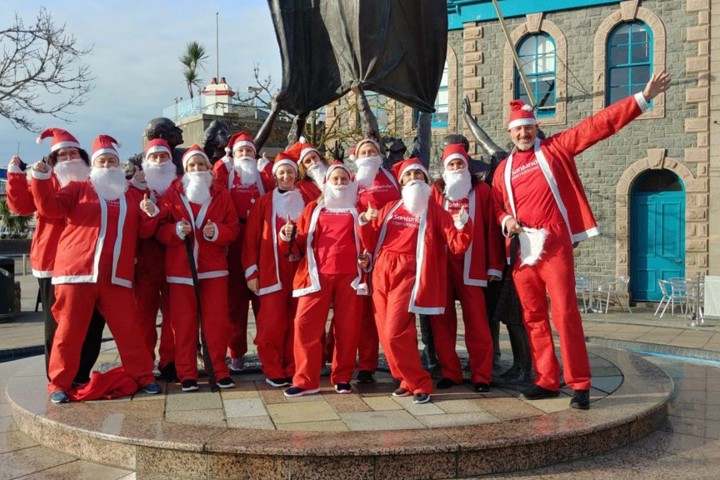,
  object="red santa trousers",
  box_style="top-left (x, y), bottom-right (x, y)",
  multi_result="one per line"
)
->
top-left (430, 257), bottom-right (493, 384)
top-left (512, 222), bottom-right (591, 391)
top-left (227, 242), bottom-right (258, 360)
top-left (323, 296), bottom-right (378, 372)
top-left (48, 270), bottom-right (155, 394)
top-left (292, 273), bottom-right (362, 390)
top-left (170, 277), bottom-right (231, 382)
top-left (372, 252), bottom-right (434, 394)
top-left (255, 261), bottom-right (298, 380)
top-left (134, 257), bottom-right (174, 369)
